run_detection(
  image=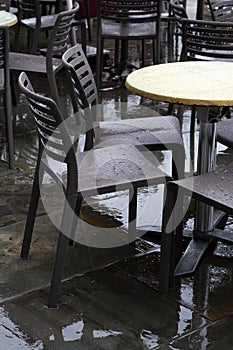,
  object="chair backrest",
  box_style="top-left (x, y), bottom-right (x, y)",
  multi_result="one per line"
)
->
top-left (62, 44), bottom-right (97, 150)
top-left (206, 0), bottom-right (233, 21)
top-left (0, 25), bottom-right (10, 88)
top-left (18, 71), bottom-right (78, 191)
top-left (97, 0), bottom-right (161, 23)
top-left (17, 0), bottom-right (41, 22)
top-left (46, 2), bottom-right (79, 62)
top-left (181, 18), bottom-right (233, 61)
